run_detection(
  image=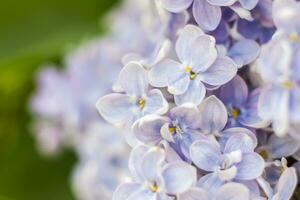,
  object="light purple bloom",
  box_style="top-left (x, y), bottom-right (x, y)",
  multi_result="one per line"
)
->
top-left (217, 75), bottom-right (268, 128)
top-left (133, 105), bottom-right (206, 160)
top-left (257, 163), bottom-right (298, 200)
top-left (257, 36), bottom-right (300, 137)
top-left (158, 0), bottom-right (258, 31)
top-left (113, 145), bottom-right (196, 200)
top-left (149, 25), bottom-right (237, 105)
top-left (97, 62), bottom-right (168, 127)
top-left (190, 133), bottom-right (264, 182)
